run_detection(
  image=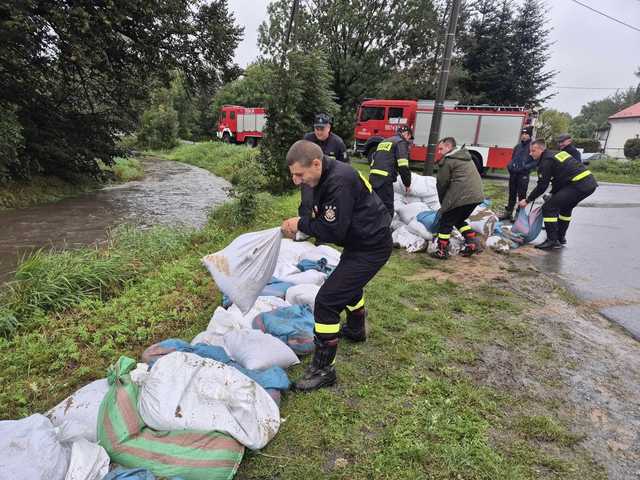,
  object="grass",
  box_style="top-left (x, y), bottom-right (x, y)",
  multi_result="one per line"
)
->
top-left (1, 142), bottom-right (605, 479)
top-left (0, 157), bottom-right (144, 211)
top-left (589, 158), bottom-right (640, 184)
